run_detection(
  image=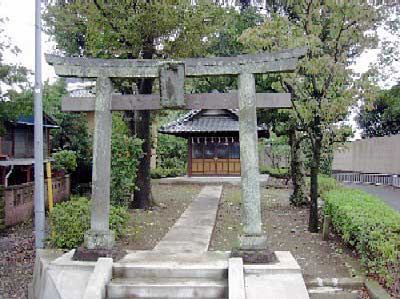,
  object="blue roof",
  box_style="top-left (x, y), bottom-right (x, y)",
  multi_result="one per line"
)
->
top-left (16, 115), bottom-right (59, 128)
